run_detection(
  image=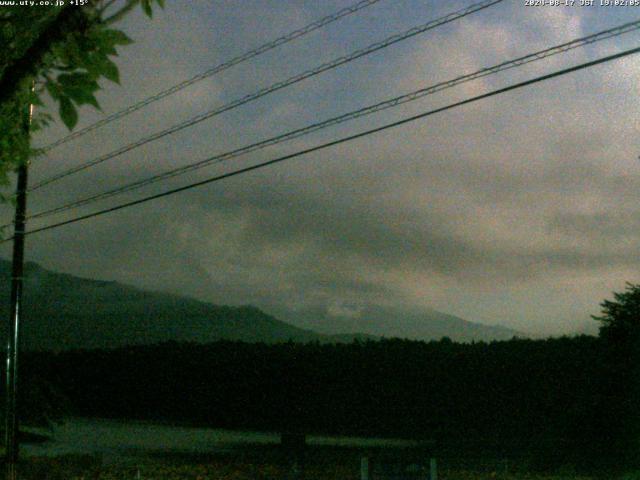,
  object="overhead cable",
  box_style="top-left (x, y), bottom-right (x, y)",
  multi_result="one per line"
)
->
top-left (24, 19), bottom-right (640, 223)
top-left (41, 0), bottom-right (385, 151)
top-left (30, 0), bottom-right (504, 191)
top-left (12, 44), bottom-right (640, 240)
